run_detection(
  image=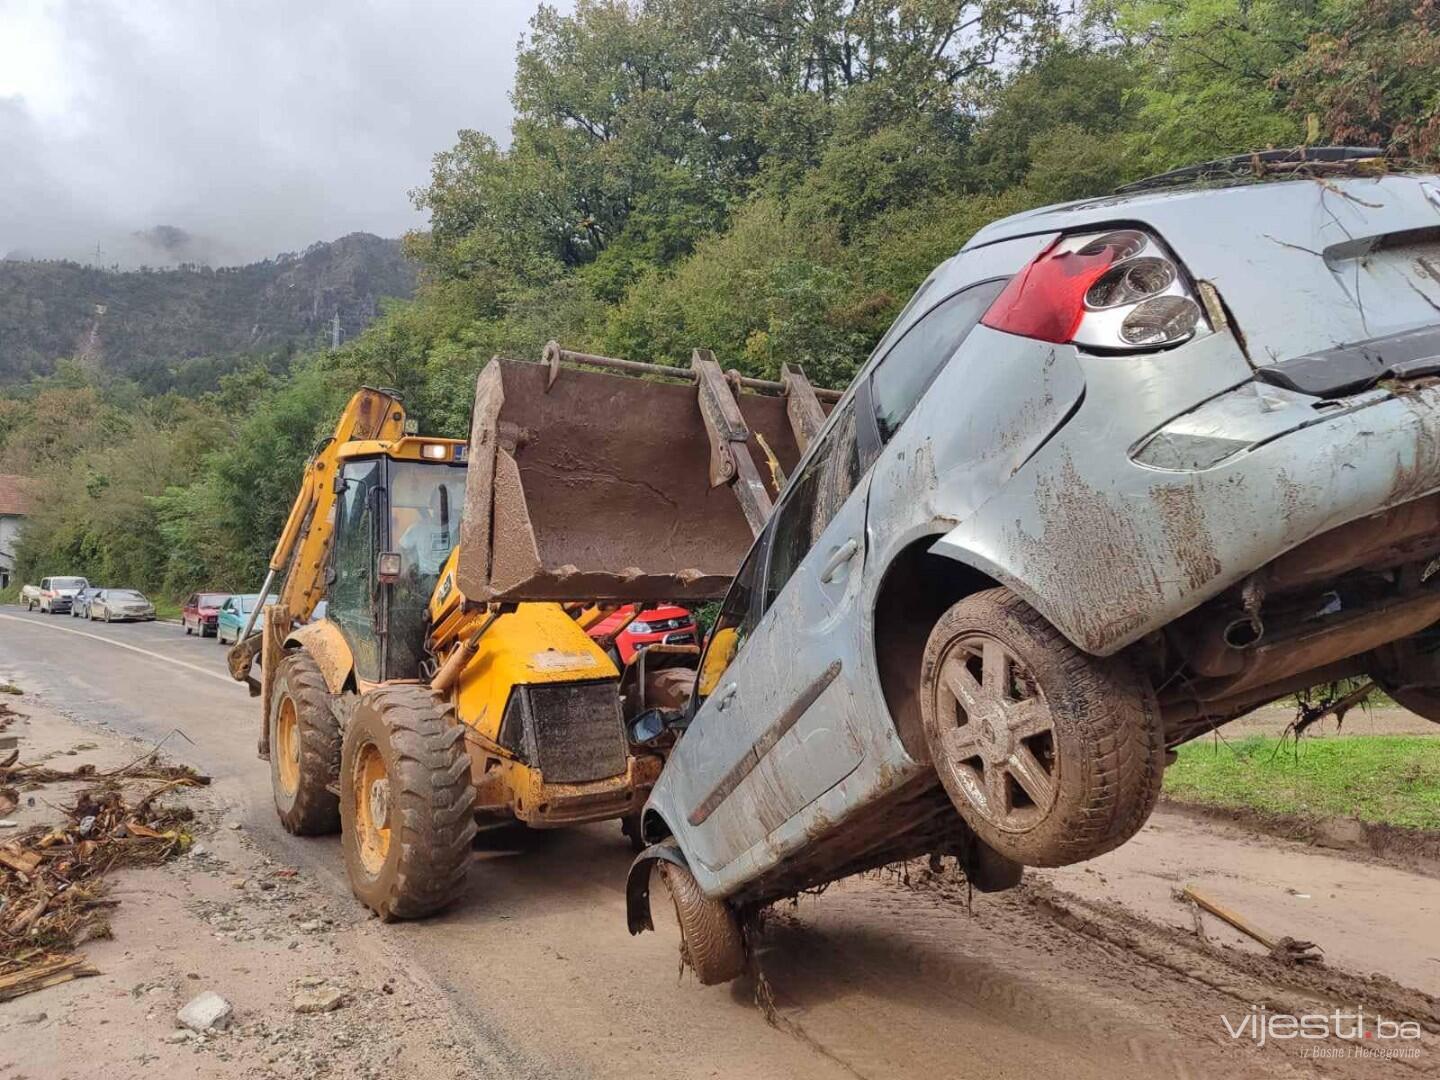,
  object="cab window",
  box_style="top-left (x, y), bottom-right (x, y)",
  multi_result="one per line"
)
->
top-left (387, 461), bottom-right (466, 678)
top-left (331, 459), bottom-right (384, 681)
